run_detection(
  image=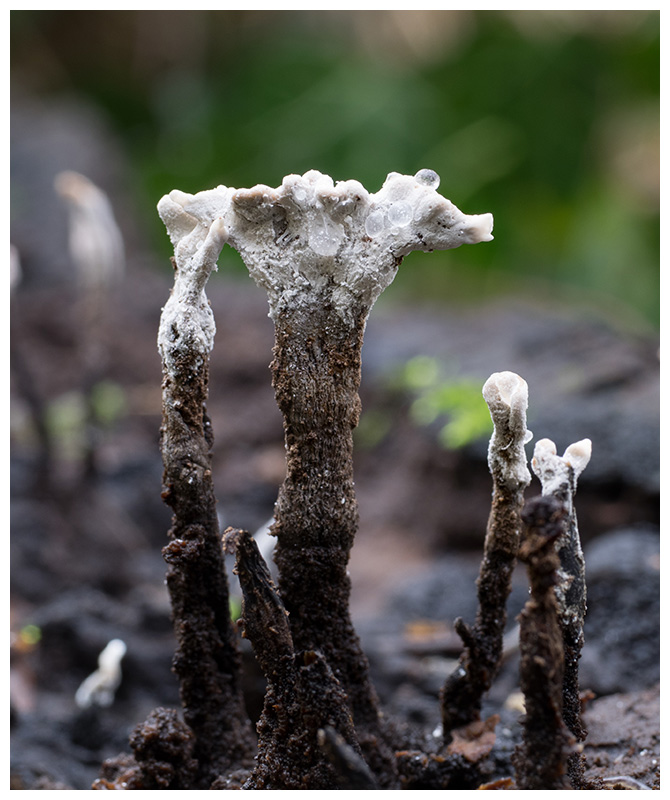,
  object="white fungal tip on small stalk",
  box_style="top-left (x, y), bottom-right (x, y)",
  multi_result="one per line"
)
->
top-left (483, 371), bottom-right (532, 488)
top-left (157, 169), bottom-right (493, 323)
top-left (74, 638), bottom-right (127, 710)
top-left (563, 439), bottom-right (592, 479)
top-left (54, 170), bottom-right (125, 290)
top-left (157, 210), bottom-right (229, 363)
top-left (532, 437), bottom-right (592, 496)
